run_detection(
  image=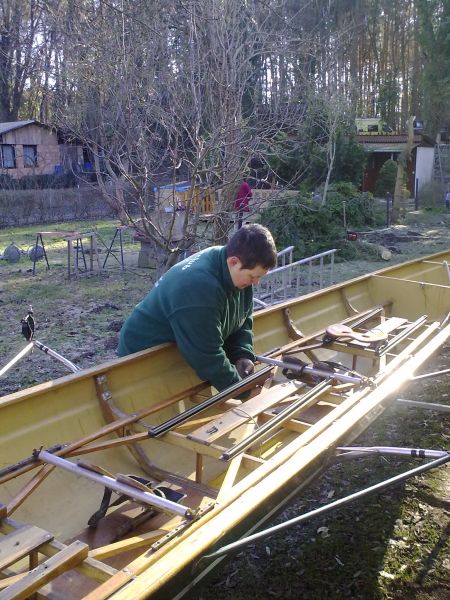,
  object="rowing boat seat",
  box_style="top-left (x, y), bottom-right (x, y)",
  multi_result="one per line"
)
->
top-left (88, 475), bottom-right (184, 528)
top-left (324, 323), bottom-right (388, 344)
top-left (85, 466), bottom-right (185, 531)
